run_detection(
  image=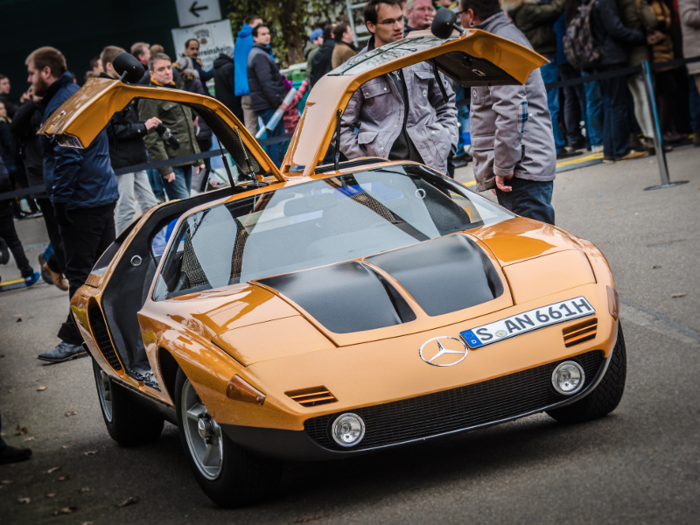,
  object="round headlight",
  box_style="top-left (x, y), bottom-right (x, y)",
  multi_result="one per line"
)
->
top-left (331, 413), bottom-right (365, 447)
top-left (552, 361), bottom-right (585, 395)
